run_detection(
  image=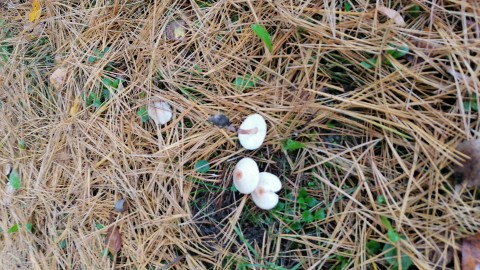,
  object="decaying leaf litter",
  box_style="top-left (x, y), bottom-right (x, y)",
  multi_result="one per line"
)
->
top-left (1, 0), bottom-right (480, 269)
